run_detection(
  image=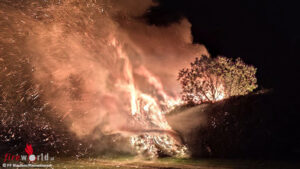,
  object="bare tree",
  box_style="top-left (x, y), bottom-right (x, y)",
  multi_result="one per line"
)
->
top-left (178, 55), bottom-right (257, 104)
